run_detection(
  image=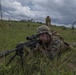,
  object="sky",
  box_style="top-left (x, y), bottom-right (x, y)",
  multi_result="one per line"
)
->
top-left (1, 0), bottom-right (76, 26)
